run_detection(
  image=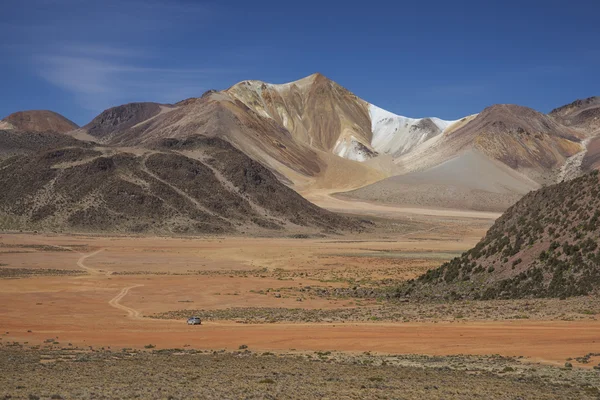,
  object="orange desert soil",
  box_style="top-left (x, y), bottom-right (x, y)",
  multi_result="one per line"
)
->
top-left (1, 233), bottom-right (598, 369)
